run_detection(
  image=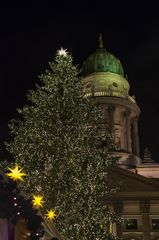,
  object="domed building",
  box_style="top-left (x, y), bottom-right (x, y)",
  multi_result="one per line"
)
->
top-left (1, 36), bottom-right (159, 240)
top-left (82, 35), bottom-right (159, 240)
top-left (82, 35), bottom-right (141, 169)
